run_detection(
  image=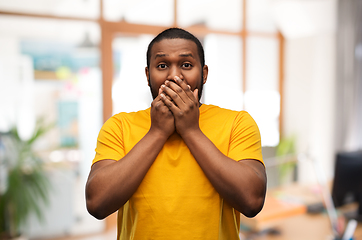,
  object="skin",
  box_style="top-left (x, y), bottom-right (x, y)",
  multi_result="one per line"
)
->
top-left (85, 38), bottom-right (267, 220)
